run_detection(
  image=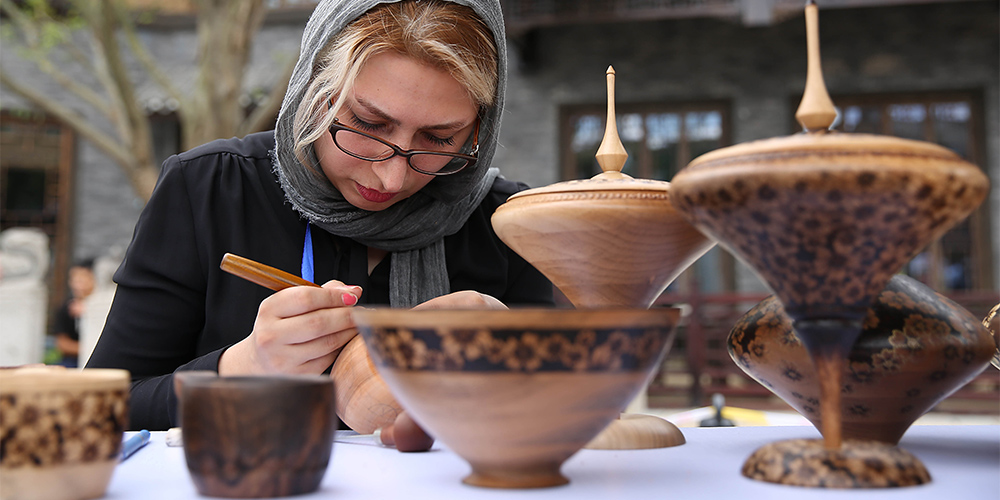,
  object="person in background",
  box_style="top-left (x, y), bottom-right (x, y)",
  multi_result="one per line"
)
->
top-left (87, 0), bottom-right (553, 430)
top-left (52, 258), bottom-right (96, 368)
